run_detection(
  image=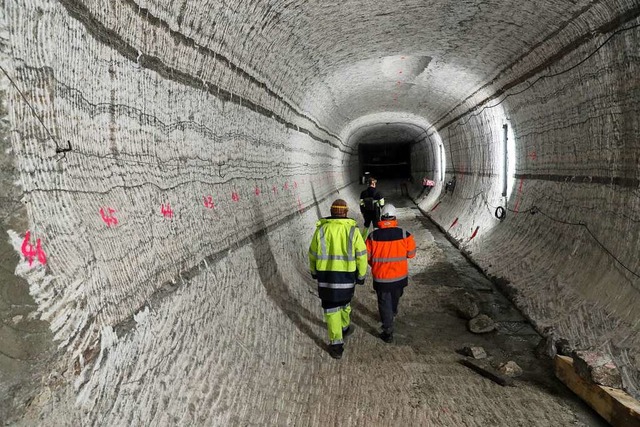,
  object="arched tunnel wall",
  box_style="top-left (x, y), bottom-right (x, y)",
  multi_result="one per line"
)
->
top-left (411, 12), bottom-right (640, 396)
top-left (1, 0), bottom-right (640, 421)
top-left (2, 1), bottom-right (354, 415)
